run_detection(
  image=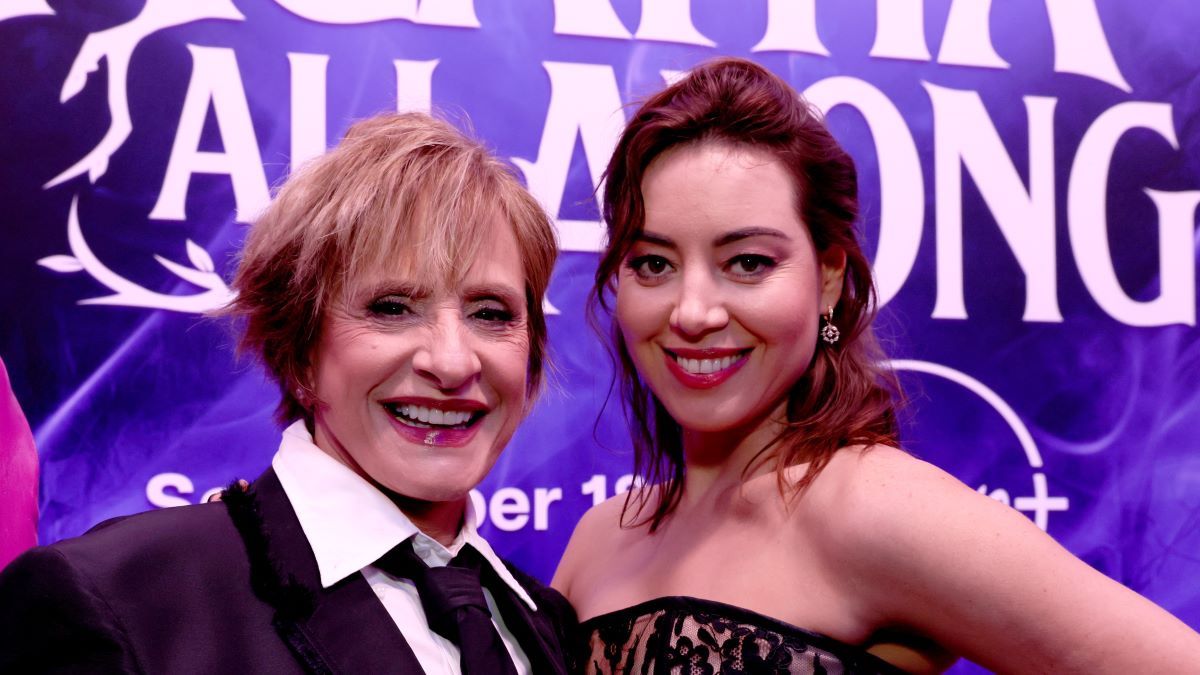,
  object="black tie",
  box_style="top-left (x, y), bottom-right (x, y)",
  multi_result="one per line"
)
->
top-left (377, 539), bottom-right (519, 675)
